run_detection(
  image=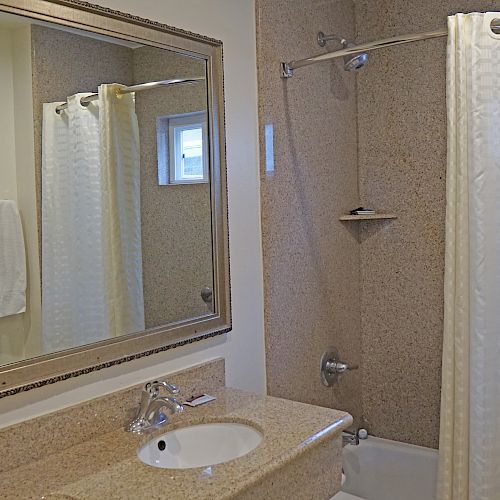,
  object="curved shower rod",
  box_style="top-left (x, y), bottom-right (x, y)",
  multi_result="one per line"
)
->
top-left (55, 77), bottom-right (205, 114)
top-left (281, 20), bottom-right (500, 78)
